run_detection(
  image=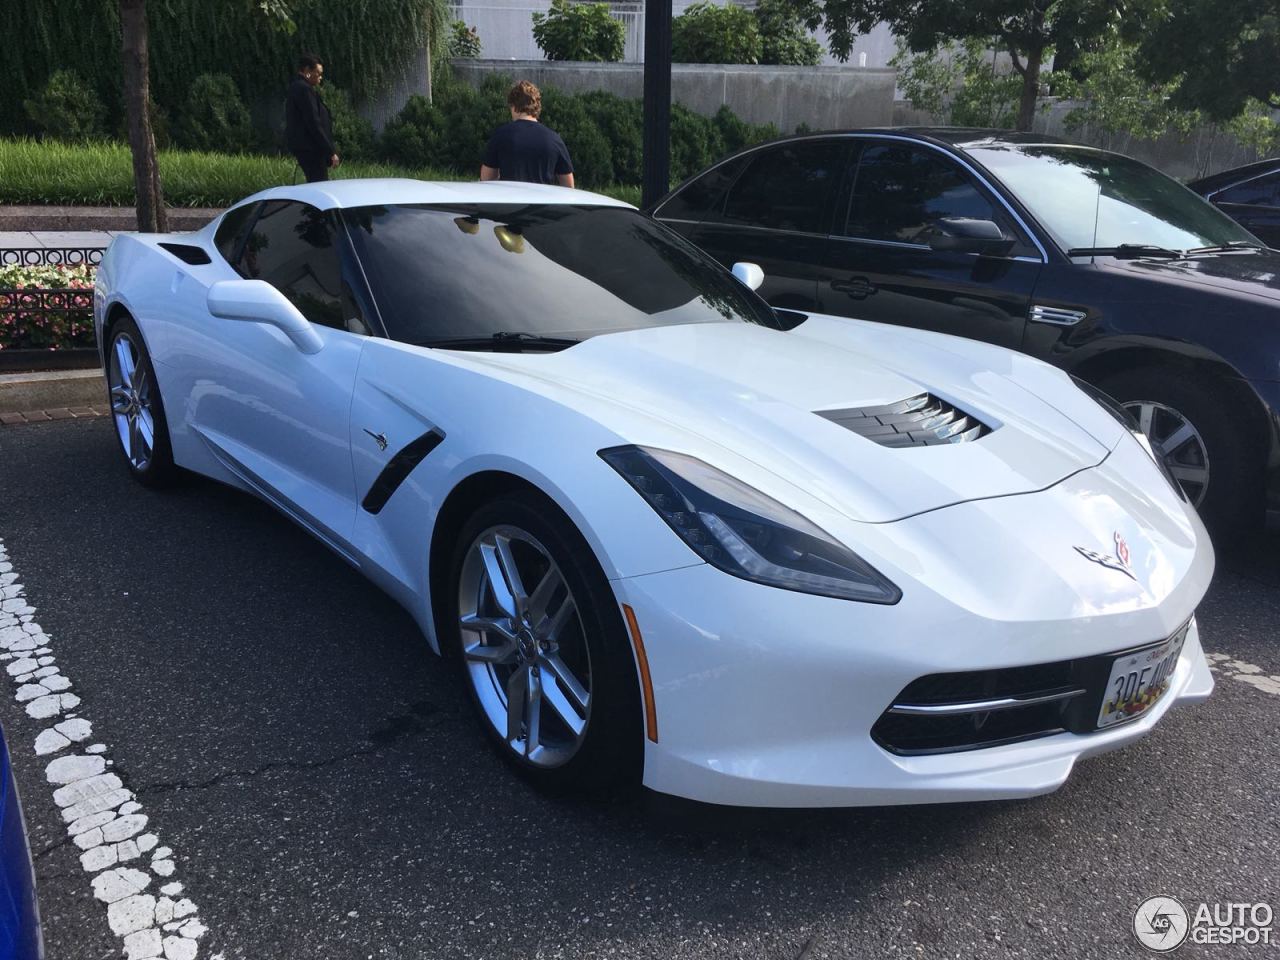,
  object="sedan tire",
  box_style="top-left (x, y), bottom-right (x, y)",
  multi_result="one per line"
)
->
top-left (105, 316), bottom-right (177, 488)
